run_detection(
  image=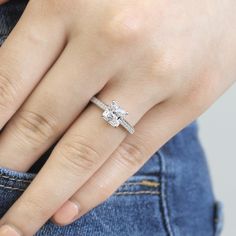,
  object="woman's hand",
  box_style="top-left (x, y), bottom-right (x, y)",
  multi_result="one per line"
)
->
top-left (0, 0), bottom-right (235, 235)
